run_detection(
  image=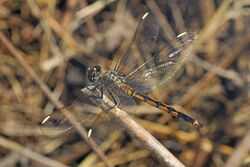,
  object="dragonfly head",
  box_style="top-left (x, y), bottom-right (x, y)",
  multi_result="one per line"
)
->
top-left (87, 65), bottom-right (102, 83)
